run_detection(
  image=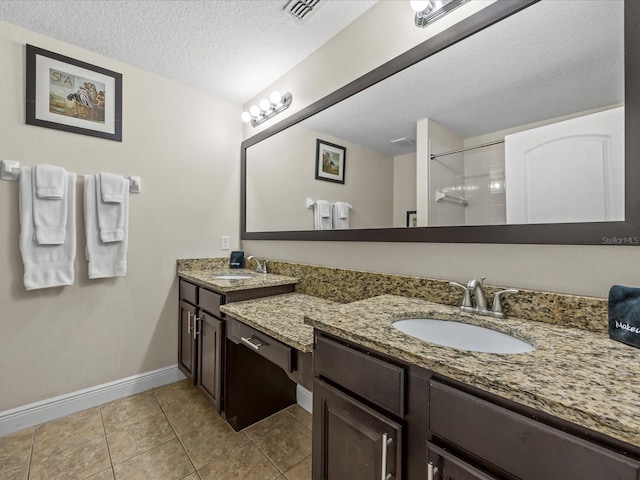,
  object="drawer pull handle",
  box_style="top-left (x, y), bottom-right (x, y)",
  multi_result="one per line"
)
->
top-left (381, 433), bottom-right (394, 480)
top-left (241, 336), bottom-right (263, 351)
top-left (193, 317), bottom-right (201, 340)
